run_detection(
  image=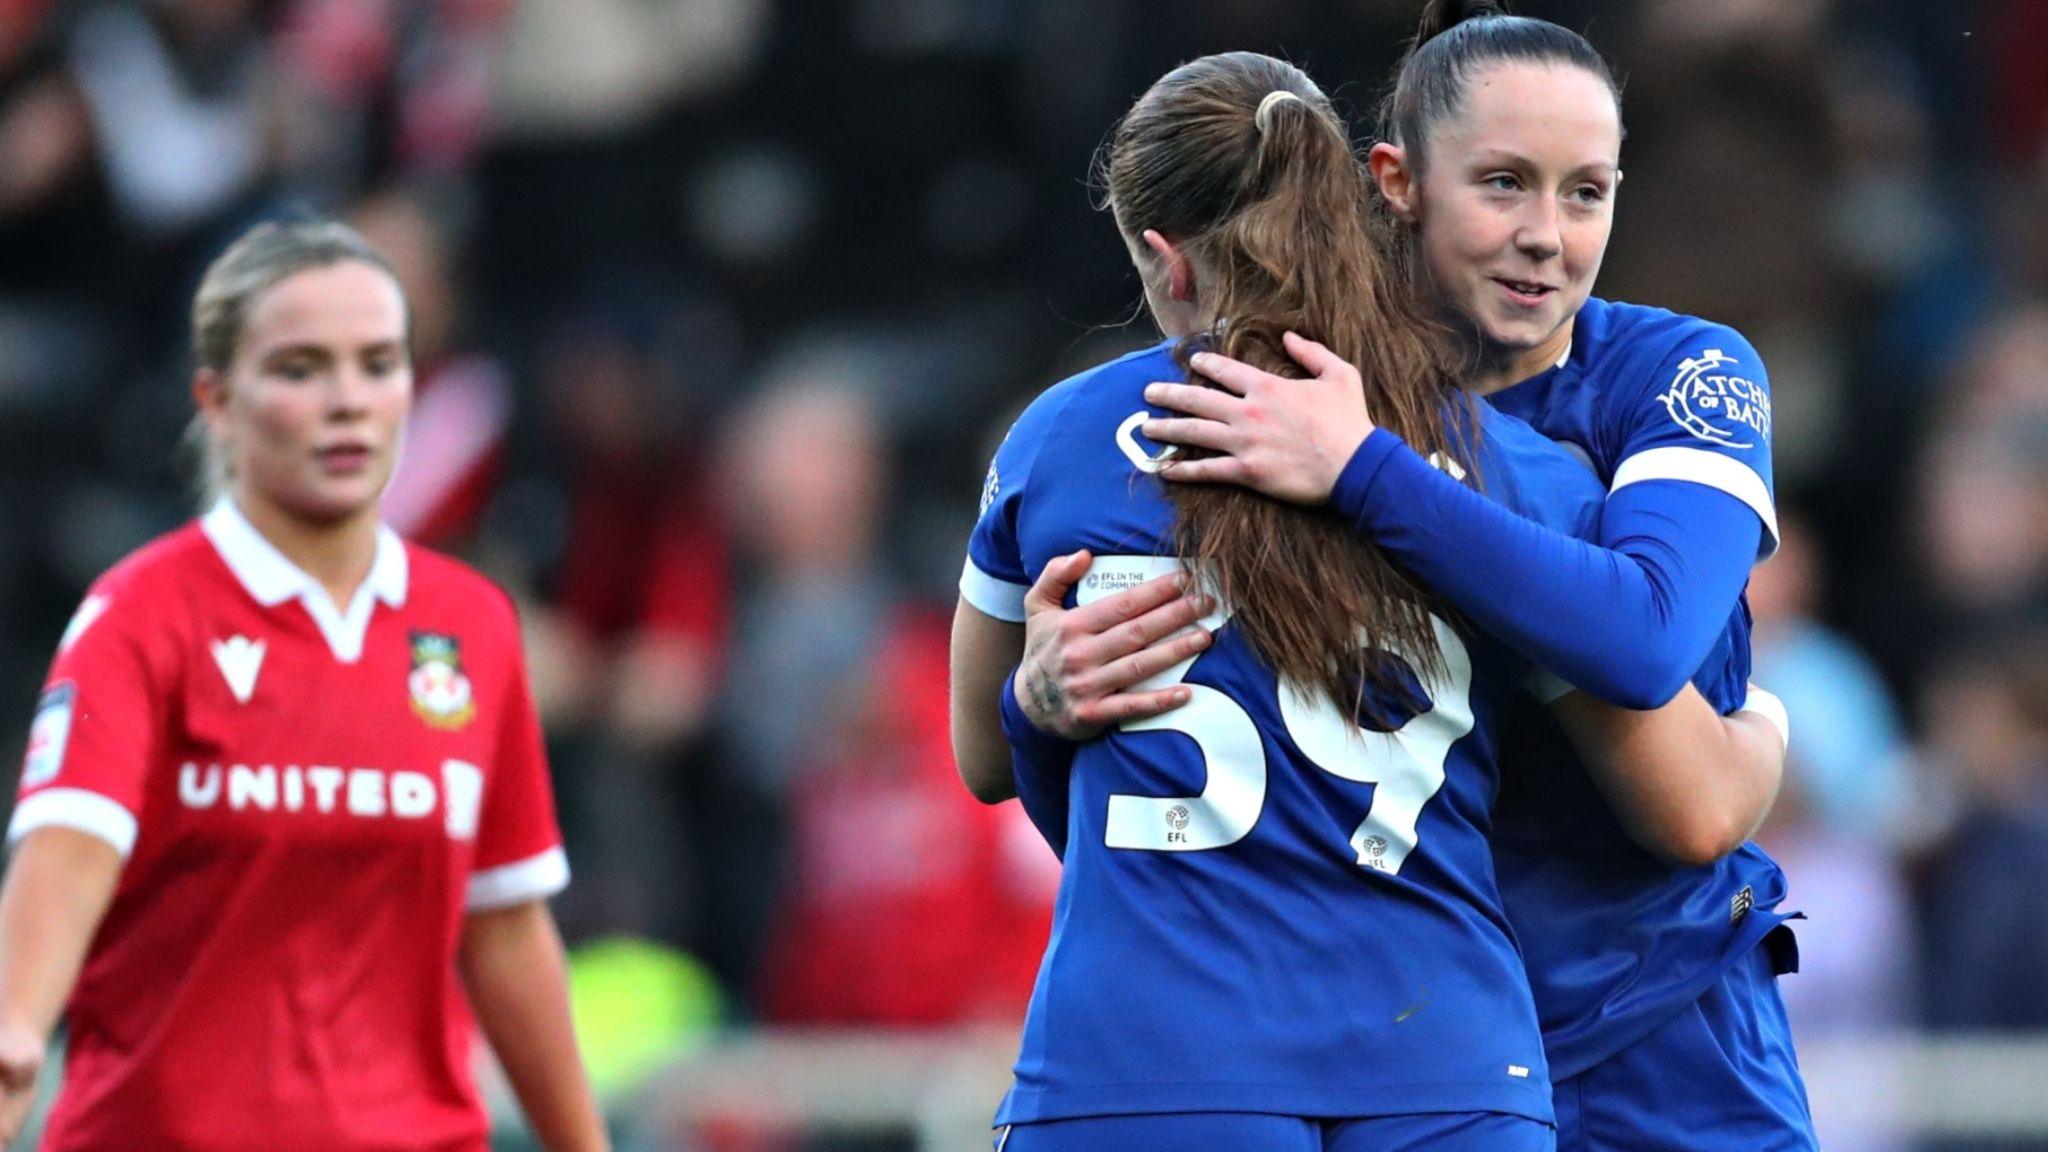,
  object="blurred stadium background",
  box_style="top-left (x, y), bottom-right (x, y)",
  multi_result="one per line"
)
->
top-left (1, 0), bottom-right (2046, 1149)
